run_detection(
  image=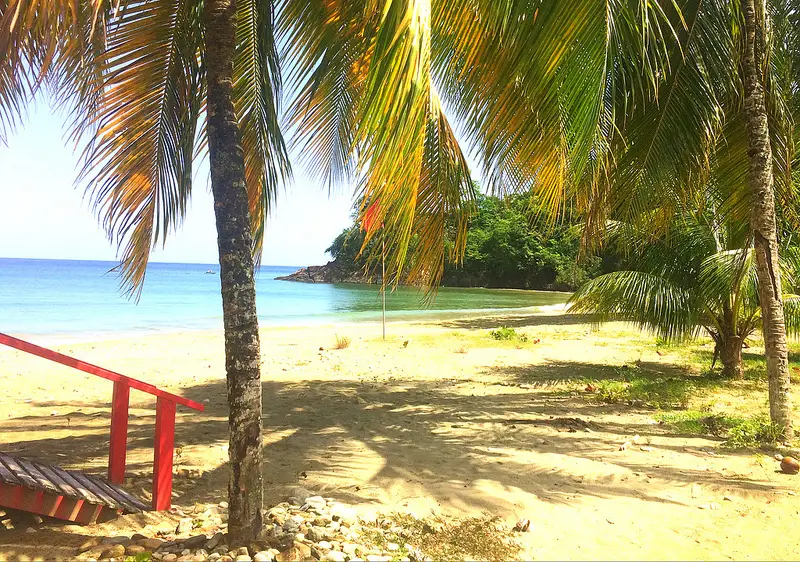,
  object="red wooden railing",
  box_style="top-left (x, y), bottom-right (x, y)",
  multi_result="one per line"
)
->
top-left (0, 332), bottom-right (204, 510)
